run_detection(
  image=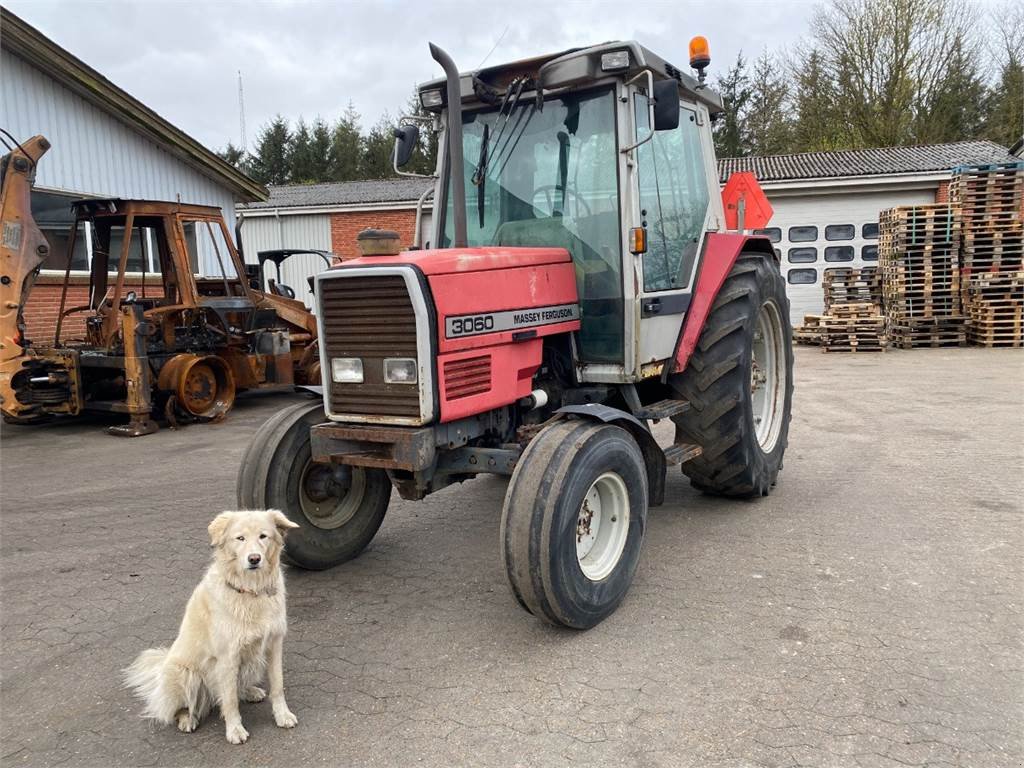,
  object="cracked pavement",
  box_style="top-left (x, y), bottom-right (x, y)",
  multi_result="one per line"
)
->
top-left (1, 347), bottom-right (1022, 767)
